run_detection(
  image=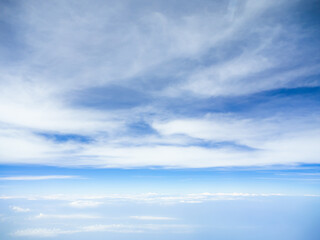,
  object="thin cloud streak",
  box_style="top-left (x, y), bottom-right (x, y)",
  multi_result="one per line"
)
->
top-left (34, 213), bottom-right (101, 219)
top-left (0, 175), bottom-right (80, 181)
top-left (12, 223), bottom-right (193, 237)
top-left (130, 216), bottom-right (176, 221)
top-left (0, 192), bottom-right (290, 205)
